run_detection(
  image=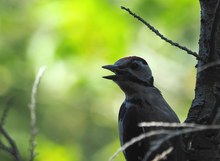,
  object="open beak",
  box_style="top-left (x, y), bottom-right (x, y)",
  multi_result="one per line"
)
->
top-left (102, 65), bottom-right (125, 80)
